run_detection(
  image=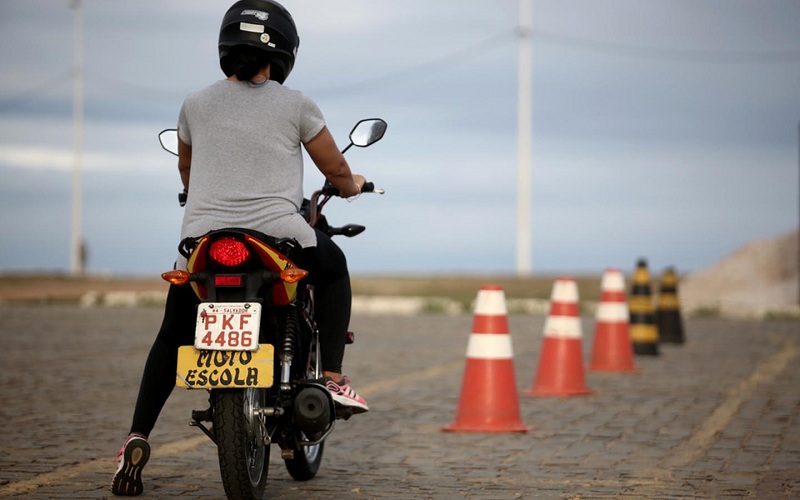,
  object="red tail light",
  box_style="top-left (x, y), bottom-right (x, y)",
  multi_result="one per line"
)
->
top-left (209, 237), bottom-right (250, 267)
